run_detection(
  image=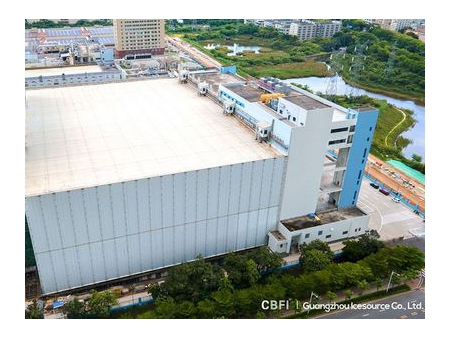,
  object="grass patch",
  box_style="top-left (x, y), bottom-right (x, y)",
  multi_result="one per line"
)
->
top-left (245, 61), bottom-right (331, 79)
